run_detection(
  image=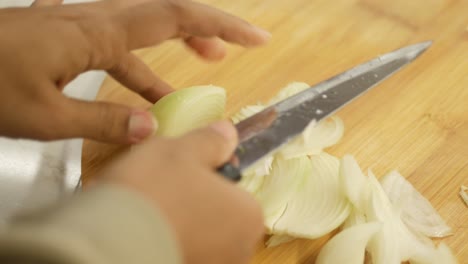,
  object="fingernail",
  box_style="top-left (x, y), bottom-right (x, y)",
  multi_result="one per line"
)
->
top-left (210, 121), bottom-right (237, 140)
top-left (128, 111), bottom-right (155, 143)
top-left (252, 26), bottom-right (272, 40)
